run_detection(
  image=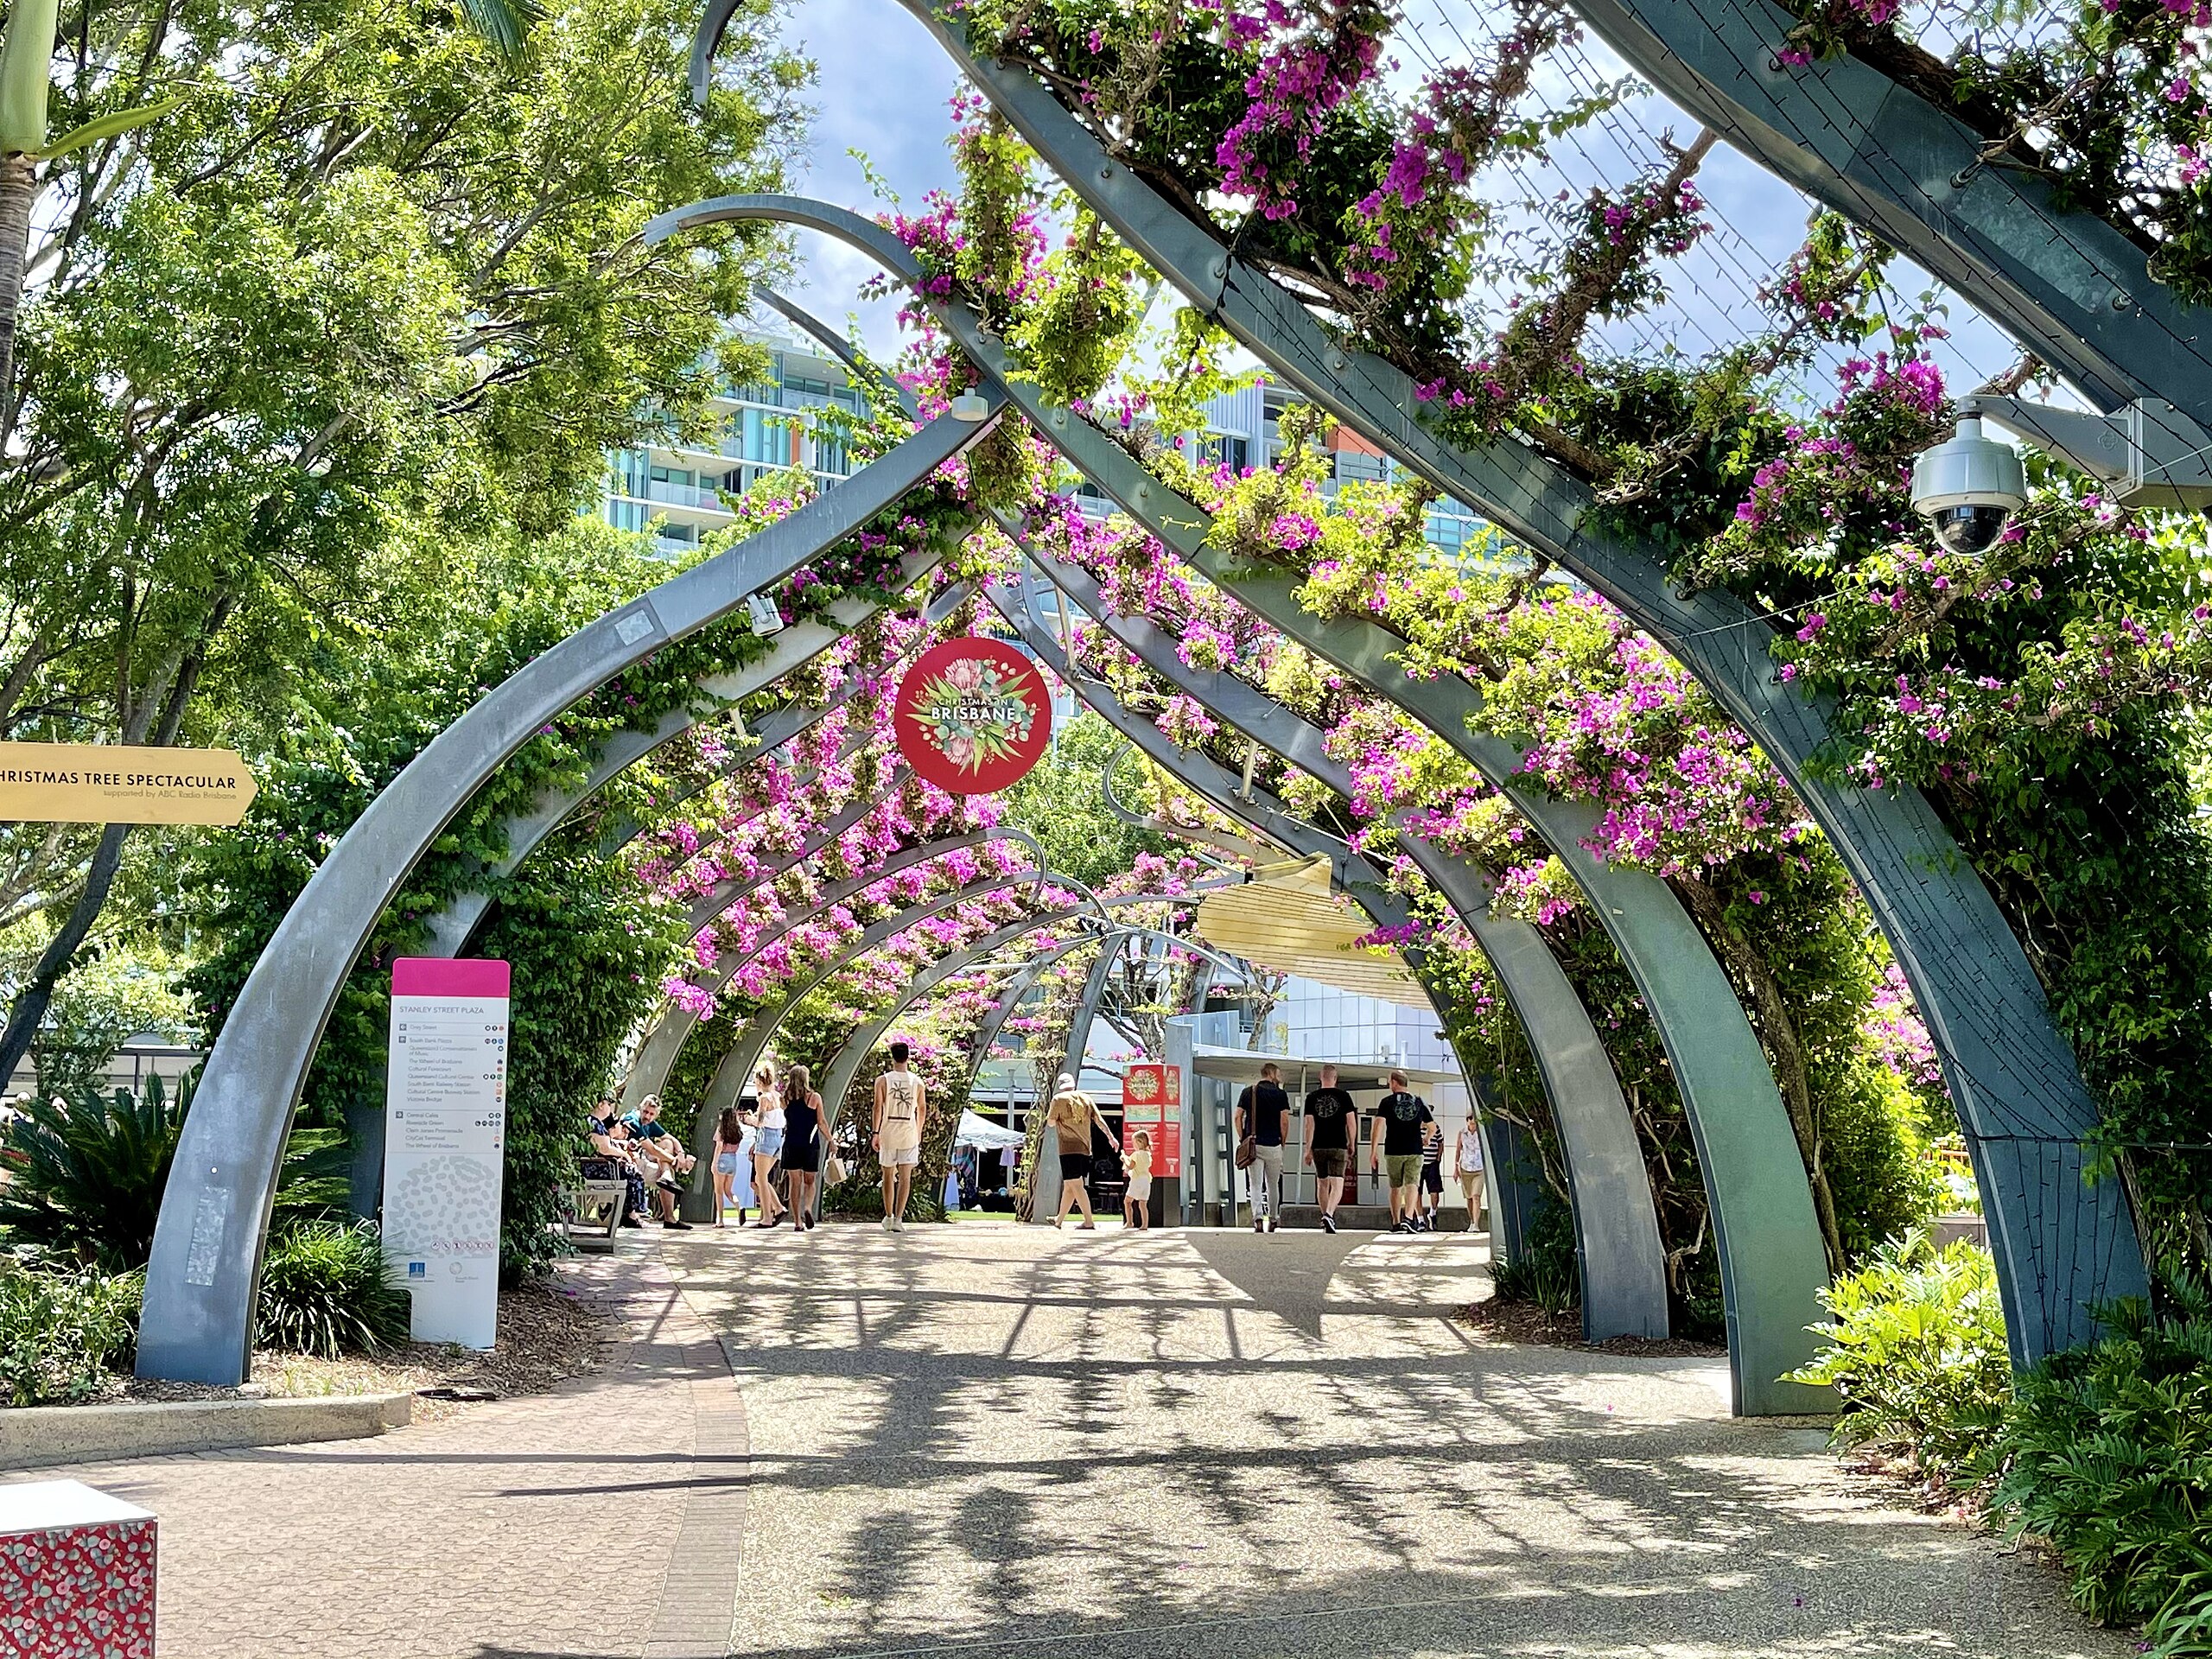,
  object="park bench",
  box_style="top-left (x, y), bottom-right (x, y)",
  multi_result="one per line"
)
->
top-left (558, 1166), bottom-right (629, 1251)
